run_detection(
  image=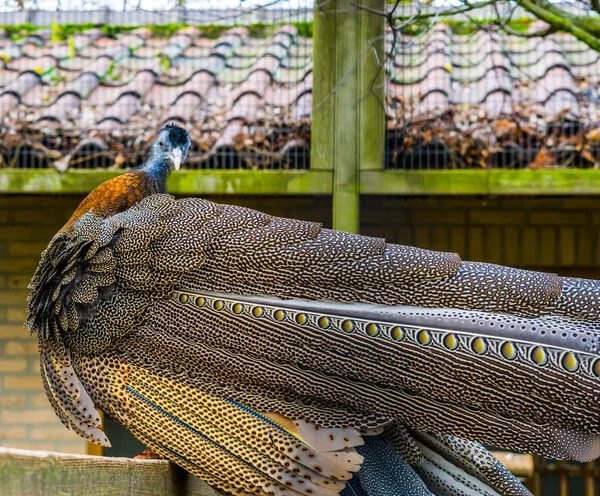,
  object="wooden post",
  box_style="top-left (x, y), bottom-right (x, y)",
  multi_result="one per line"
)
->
top-left (312, 0), bottom-right (386, 233)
